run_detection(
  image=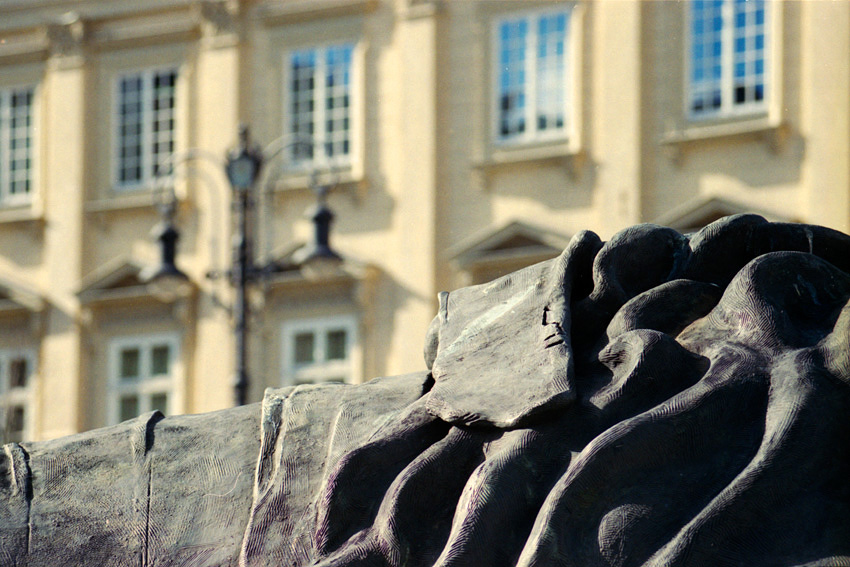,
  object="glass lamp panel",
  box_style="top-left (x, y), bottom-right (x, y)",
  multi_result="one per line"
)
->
top-left (227, 155), bottom-right (257, 190)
